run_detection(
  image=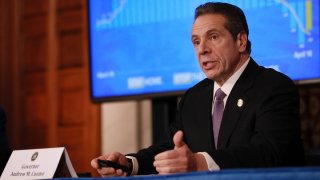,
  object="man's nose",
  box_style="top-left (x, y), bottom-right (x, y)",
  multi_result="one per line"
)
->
top-left (198, 40), bottom-right (210, 55)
